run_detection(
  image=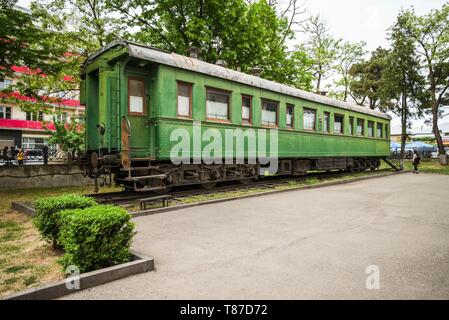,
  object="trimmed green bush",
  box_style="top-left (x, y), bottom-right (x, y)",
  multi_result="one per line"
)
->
top-left (58, 205), bottom-right (135, 273)
top-left (33, 194), bottom-right (96, 248)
